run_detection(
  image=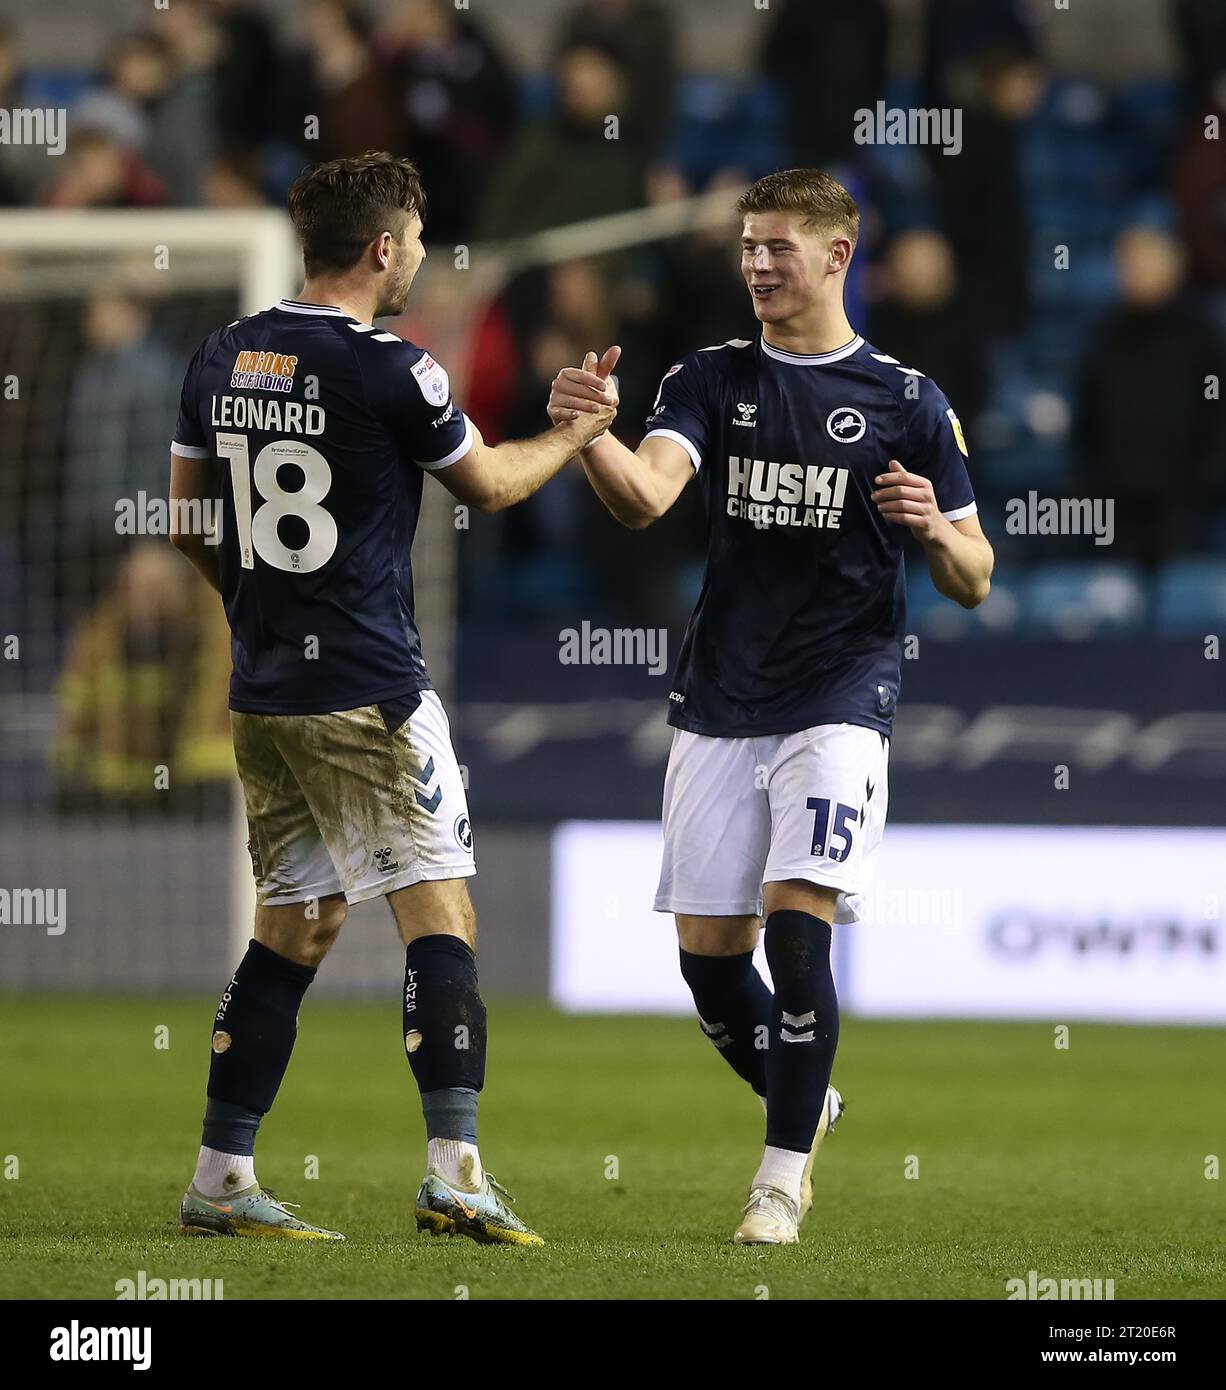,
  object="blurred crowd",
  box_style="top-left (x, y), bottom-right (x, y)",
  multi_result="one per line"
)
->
top-left (3, 0), bottom-right (1226, 804)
